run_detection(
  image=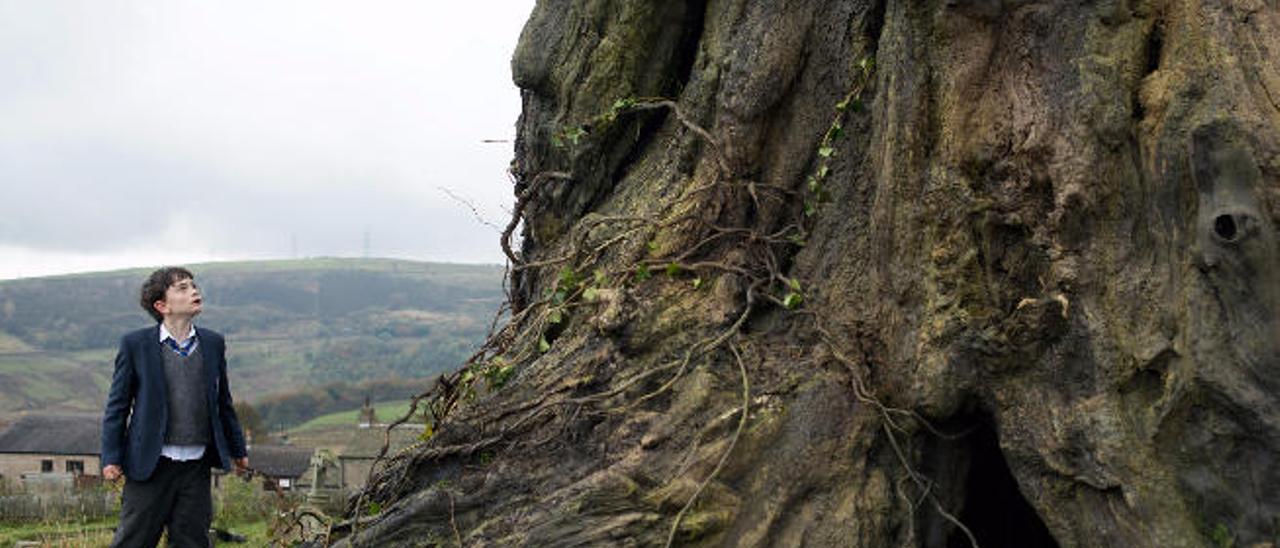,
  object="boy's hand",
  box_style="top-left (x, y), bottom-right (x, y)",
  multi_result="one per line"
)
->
top-left (103, 464), bottom-right (123, 481)
top-left (234, 457), bottom-right (249, 473)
